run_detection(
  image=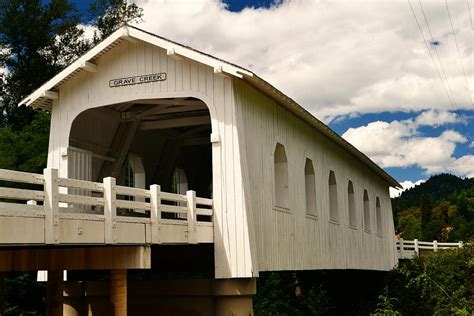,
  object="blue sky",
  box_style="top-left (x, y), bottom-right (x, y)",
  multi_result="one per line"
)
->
top-left (73, 0), bottom-right (474, 195)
